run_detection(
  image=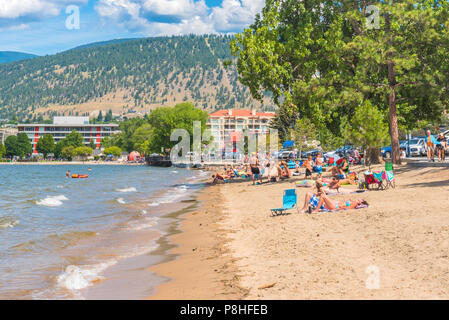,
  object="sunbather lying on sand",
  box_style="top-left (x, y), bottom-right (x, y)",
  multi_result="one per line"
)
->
top-left (211, 172), bottom-right (230, 184)
top-left (300, 181), bottom-right (366, 213)
top-left (309, 193), bottom-right (368, 213)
